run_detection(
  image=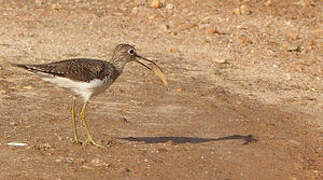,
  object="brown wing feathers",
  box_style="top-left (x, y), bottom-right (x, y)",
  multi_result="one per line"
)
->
top-left (11, 59), bottom-right (111, 82)
top-left (11, 63), bottom-right (64, 76)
